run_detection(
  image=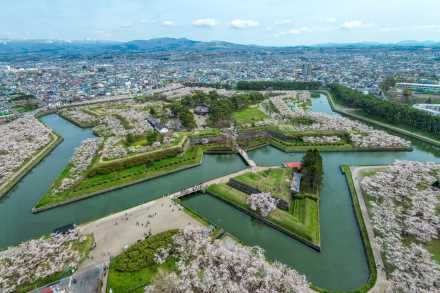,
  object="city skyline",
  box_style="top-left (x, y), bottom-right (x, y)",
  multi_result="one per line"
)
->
top-left (1, 0), bottom-right (440, 46)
